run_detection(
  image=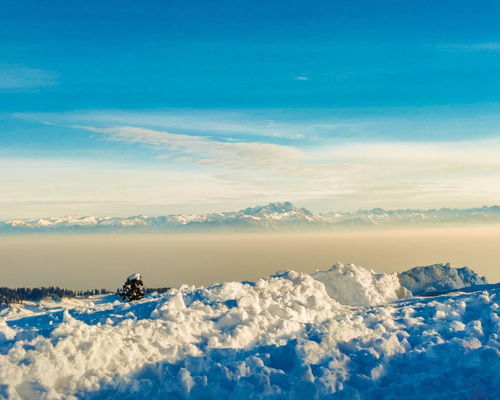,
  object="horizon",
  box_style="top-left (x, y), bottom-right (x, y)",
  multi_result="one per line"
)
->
top-left (2, 228), bottom-right (499, 288)
top-left (1, 200), bottom-right (500, 221)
